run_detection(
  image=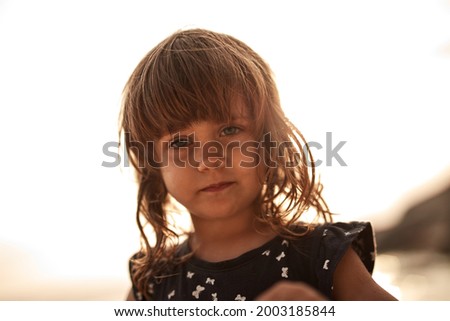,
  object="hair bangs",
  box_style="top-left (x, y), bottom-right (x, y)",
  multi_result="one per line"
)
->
top-left (123, 29), bottom-right (271, 143)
